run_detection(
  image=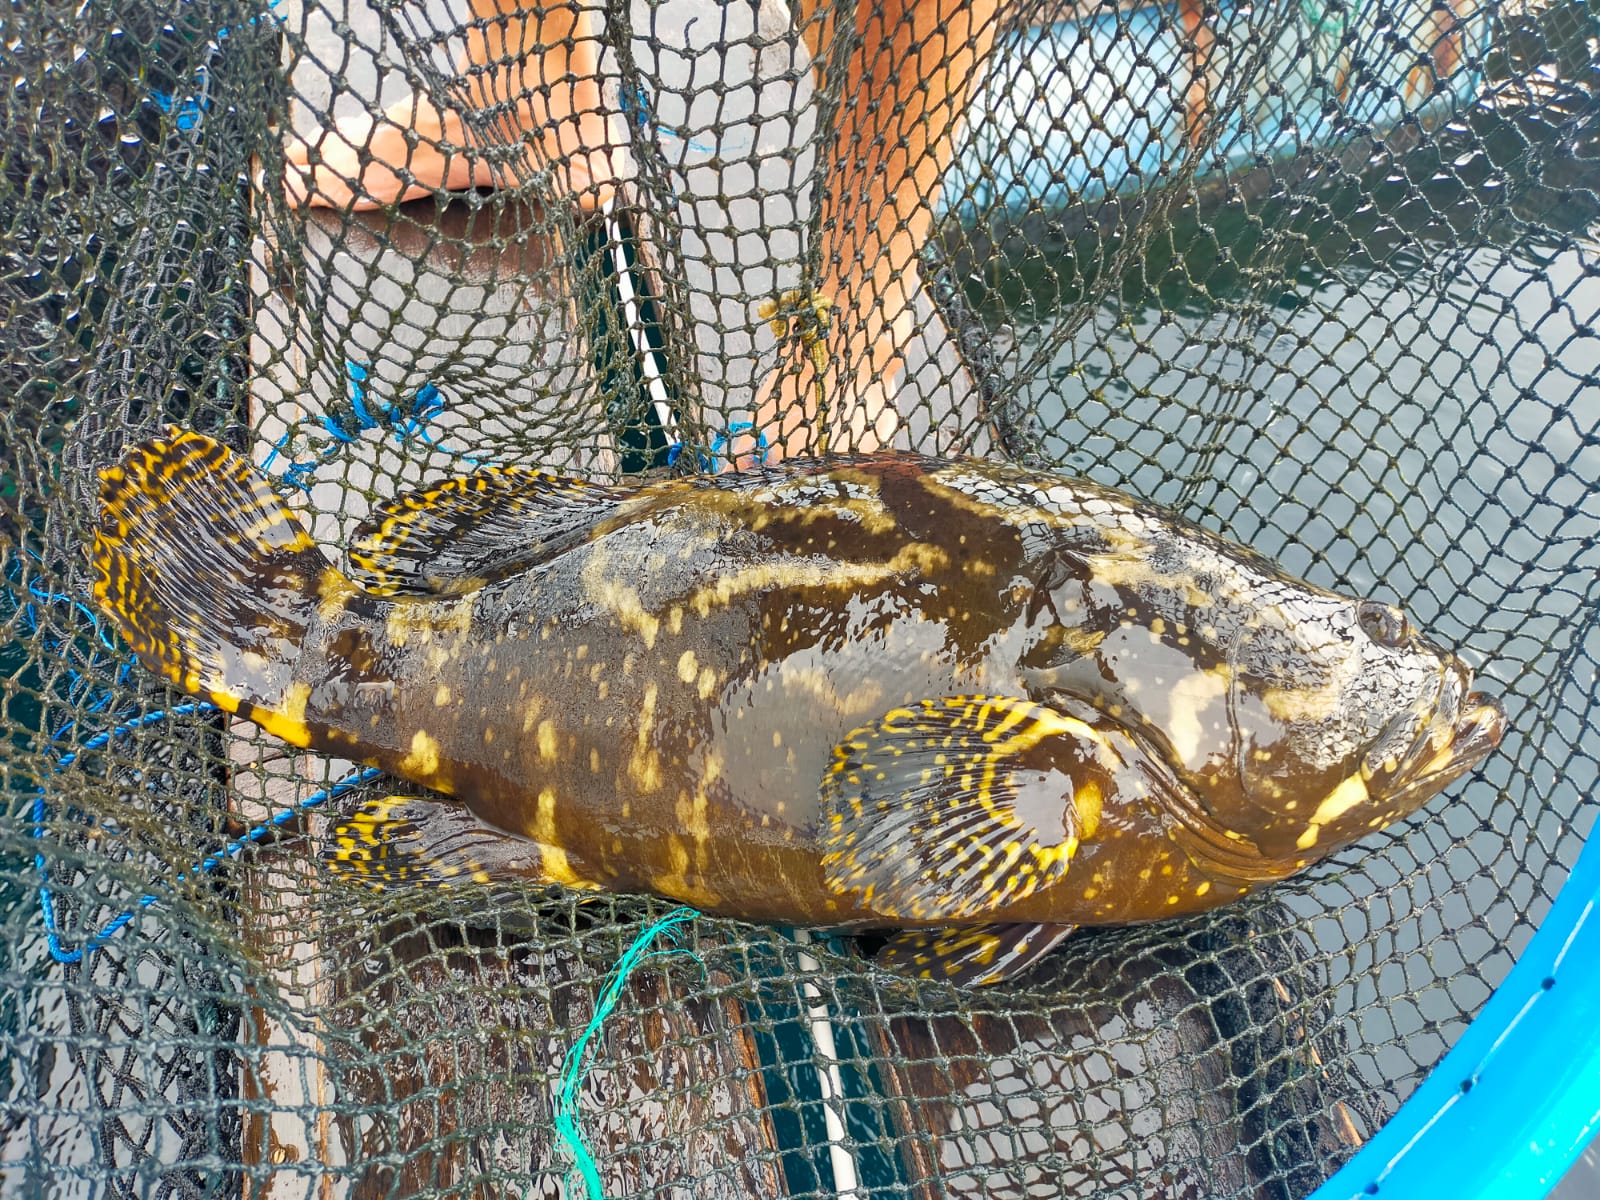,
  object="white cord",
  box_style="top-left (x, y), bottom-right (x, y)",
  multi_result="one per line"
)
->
top-left (792, 929), bottom-right (862, 1200)
top-left (601, 197), bottom-right (678, 439)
